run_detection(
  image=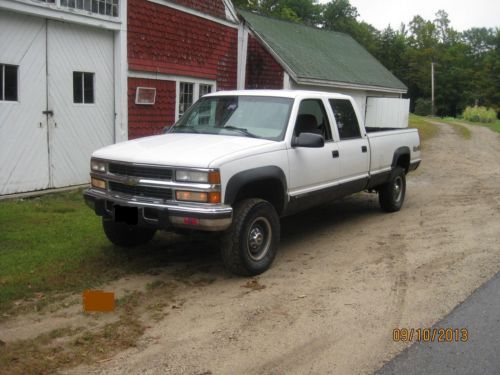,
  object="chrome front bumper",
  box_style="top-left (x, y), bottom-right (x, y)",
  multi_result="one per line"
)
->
top-left (84, 188), bottom-right (233, 232)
